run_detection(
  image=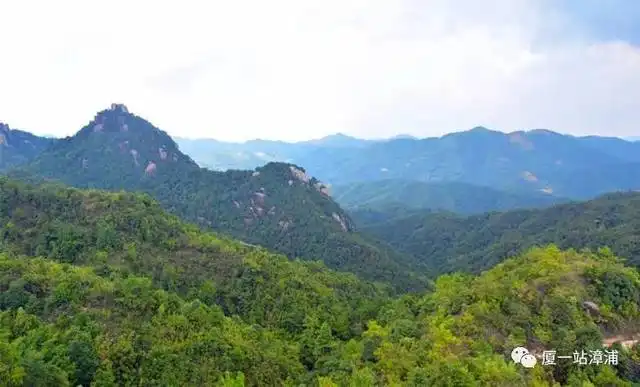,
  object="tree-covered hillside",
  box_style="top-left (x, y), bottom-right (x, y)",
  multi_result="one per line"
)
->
top-left (333, 179), bottom-right (567, 214)
top-left (0, 122), bottom-right (55, 171)
top-left (8, 105), bottom-right (424, 290)
top-left (0, 177), bottom-right (392, 339)
top-left (0, 179), bottom-right (638, 385)
top-left (353, 191), bottom-right (640, 276)
top-left (2, 241), bottom-right (639, 384)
